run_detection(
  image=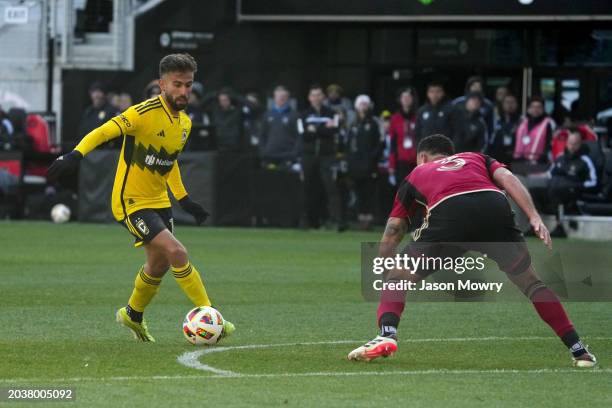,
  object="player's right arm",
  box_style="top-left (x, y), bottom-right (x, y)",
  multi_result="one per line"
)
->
top-left (492, 167), bottom-right (552, 249)
top-left (379, 180), bottom-right (415, 257)
top-left (48, 108), bottom-right (138, 180)
top-left (379, 217), bottom-right (408, 258)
